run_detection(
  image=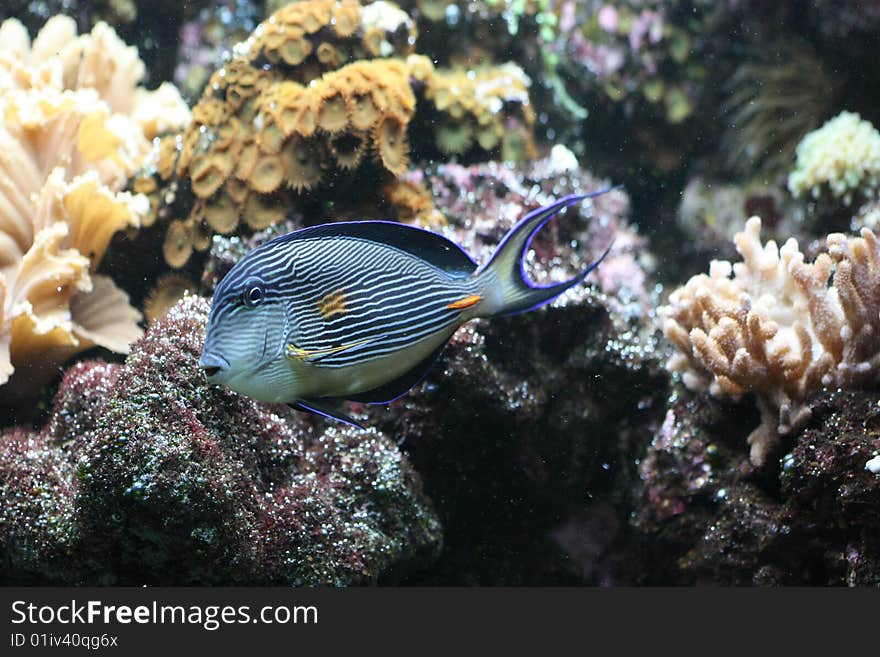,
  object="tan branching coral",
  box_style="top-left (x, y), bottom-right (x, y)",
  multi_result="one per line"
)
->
top-left (660, 216), bottom-right (880, 465)
top-left (0, 16), bottom-right (189, 398)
